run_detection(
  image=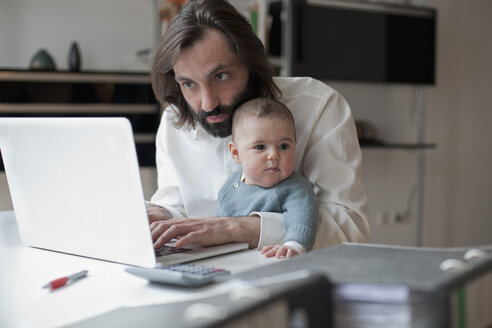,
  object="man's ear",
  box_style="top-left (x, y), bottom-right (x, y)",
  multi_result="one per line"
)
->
top-left (228, 141), bottom-right (241, 163)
